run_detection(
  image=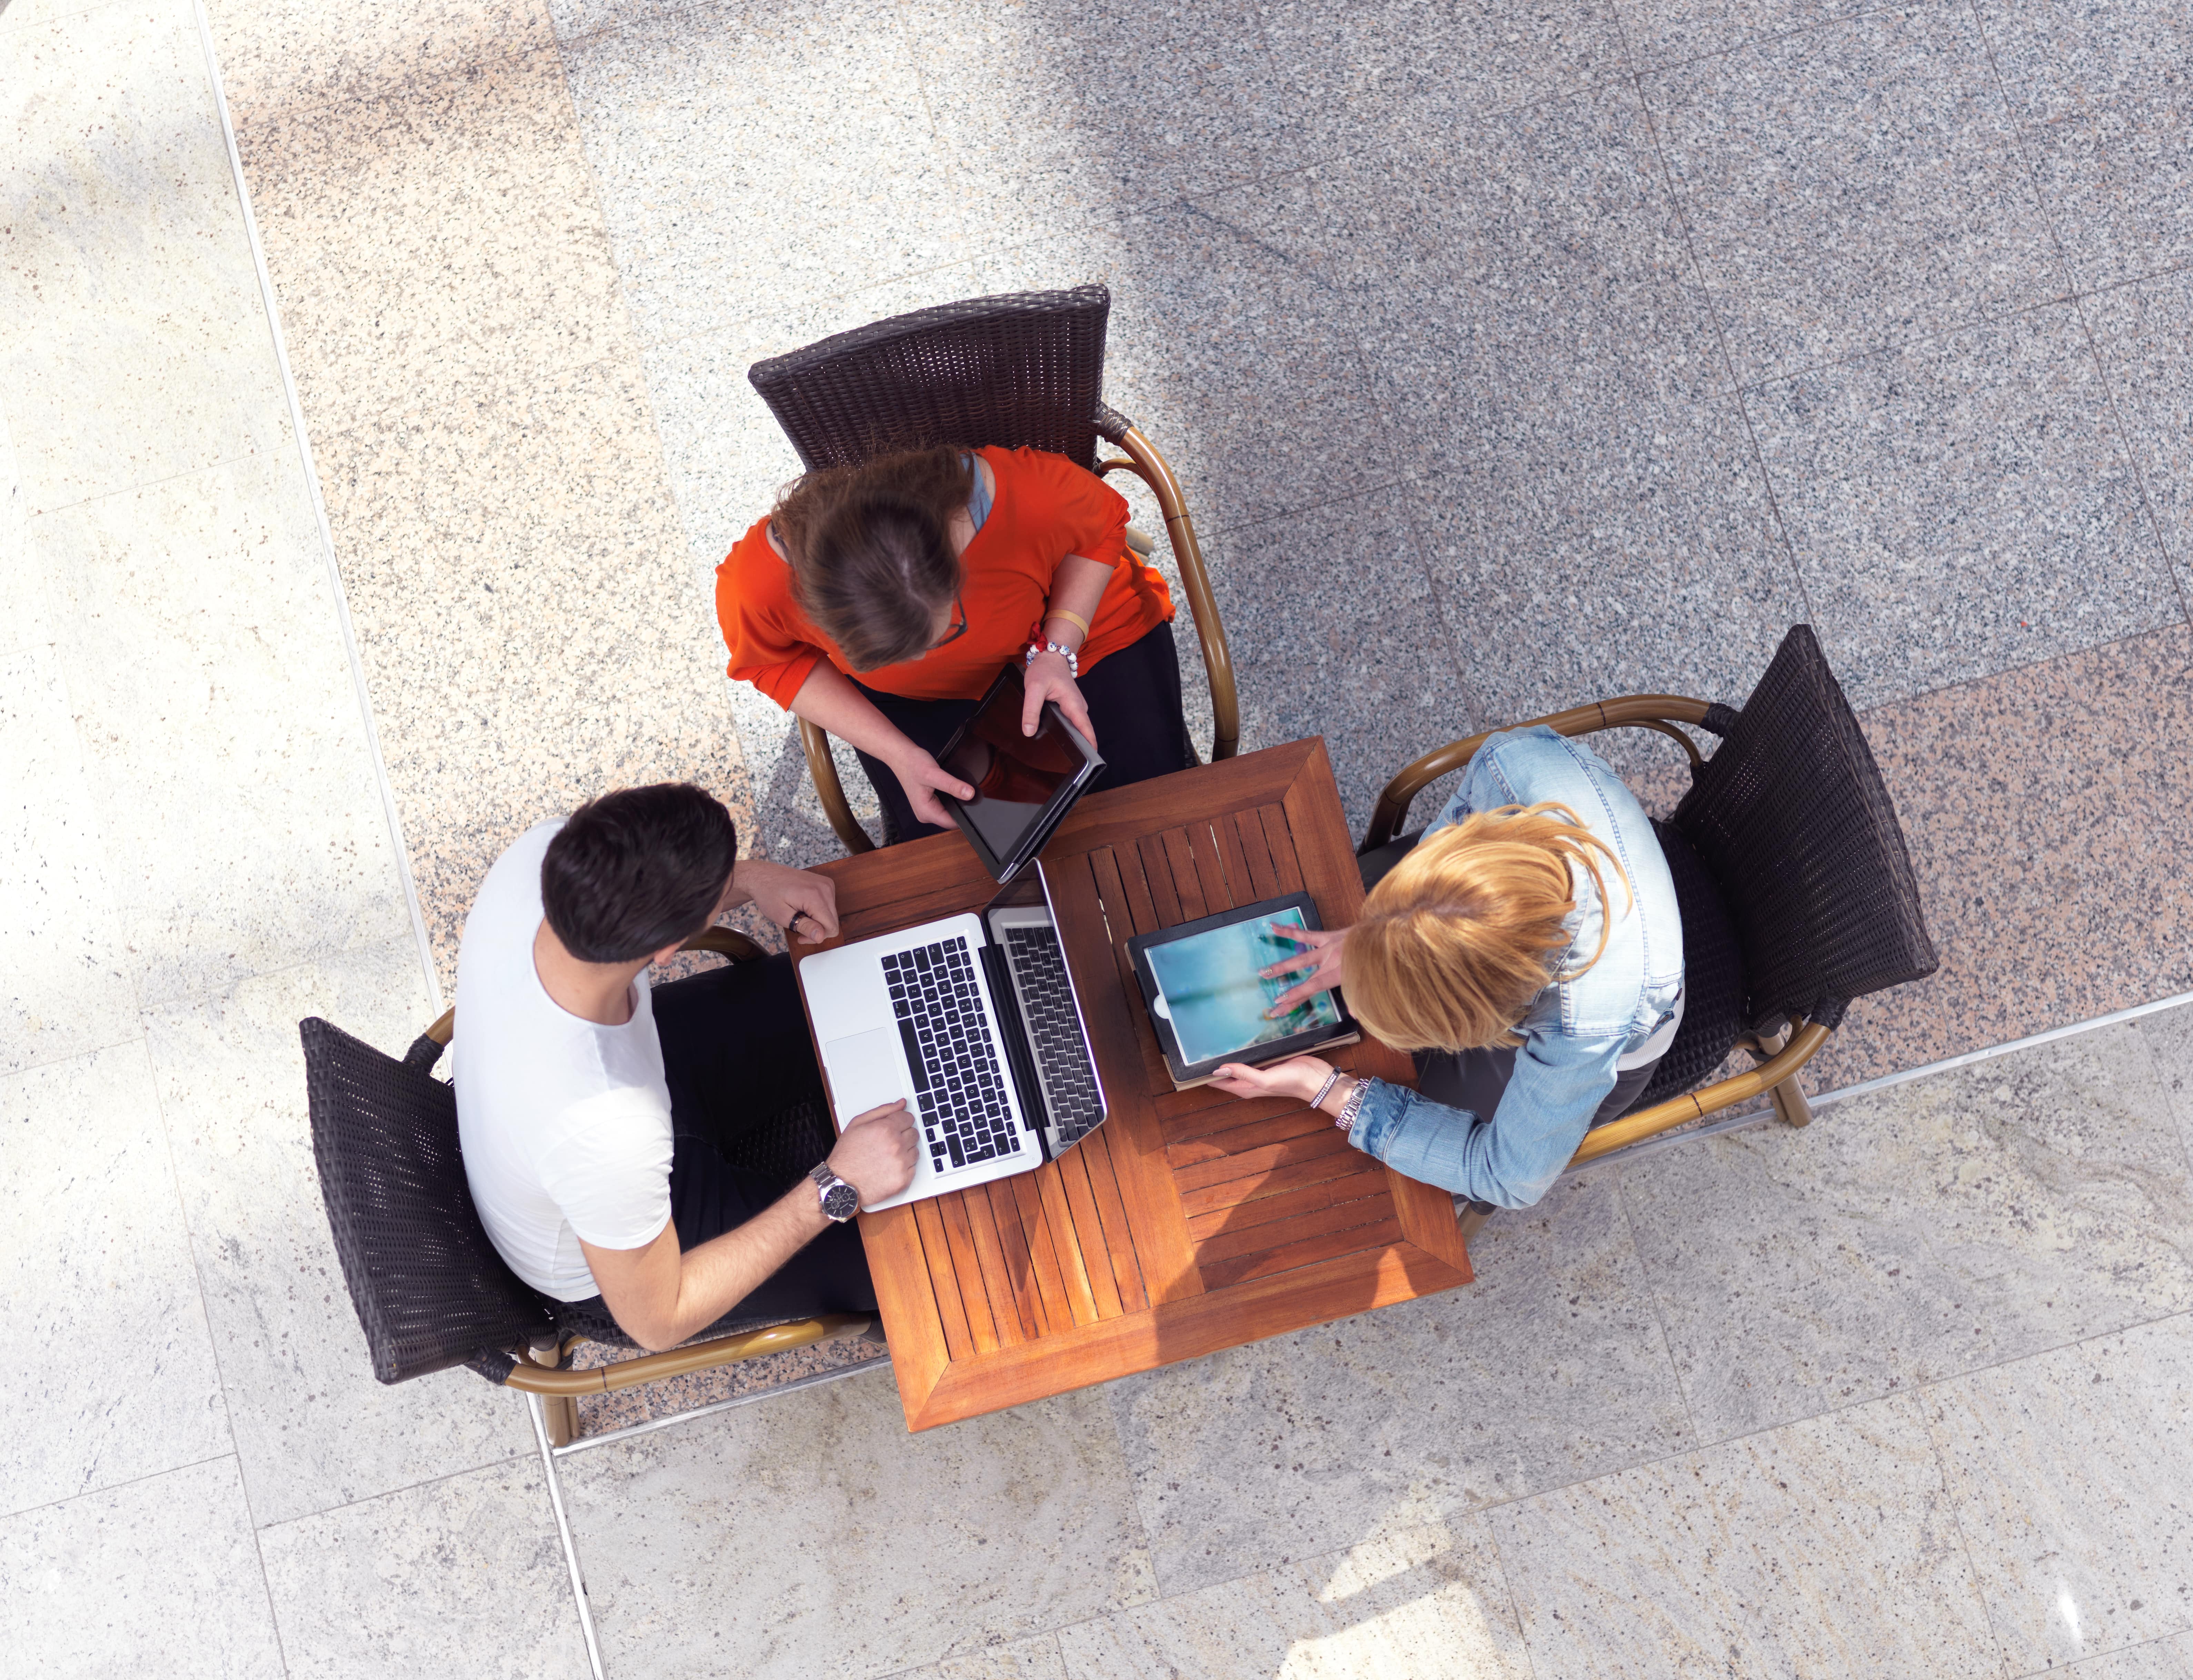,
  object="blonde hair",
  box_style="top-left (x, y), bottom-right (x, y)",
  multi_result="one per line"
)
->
top-left (1344, 802), bottom-right (1633, 1053)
